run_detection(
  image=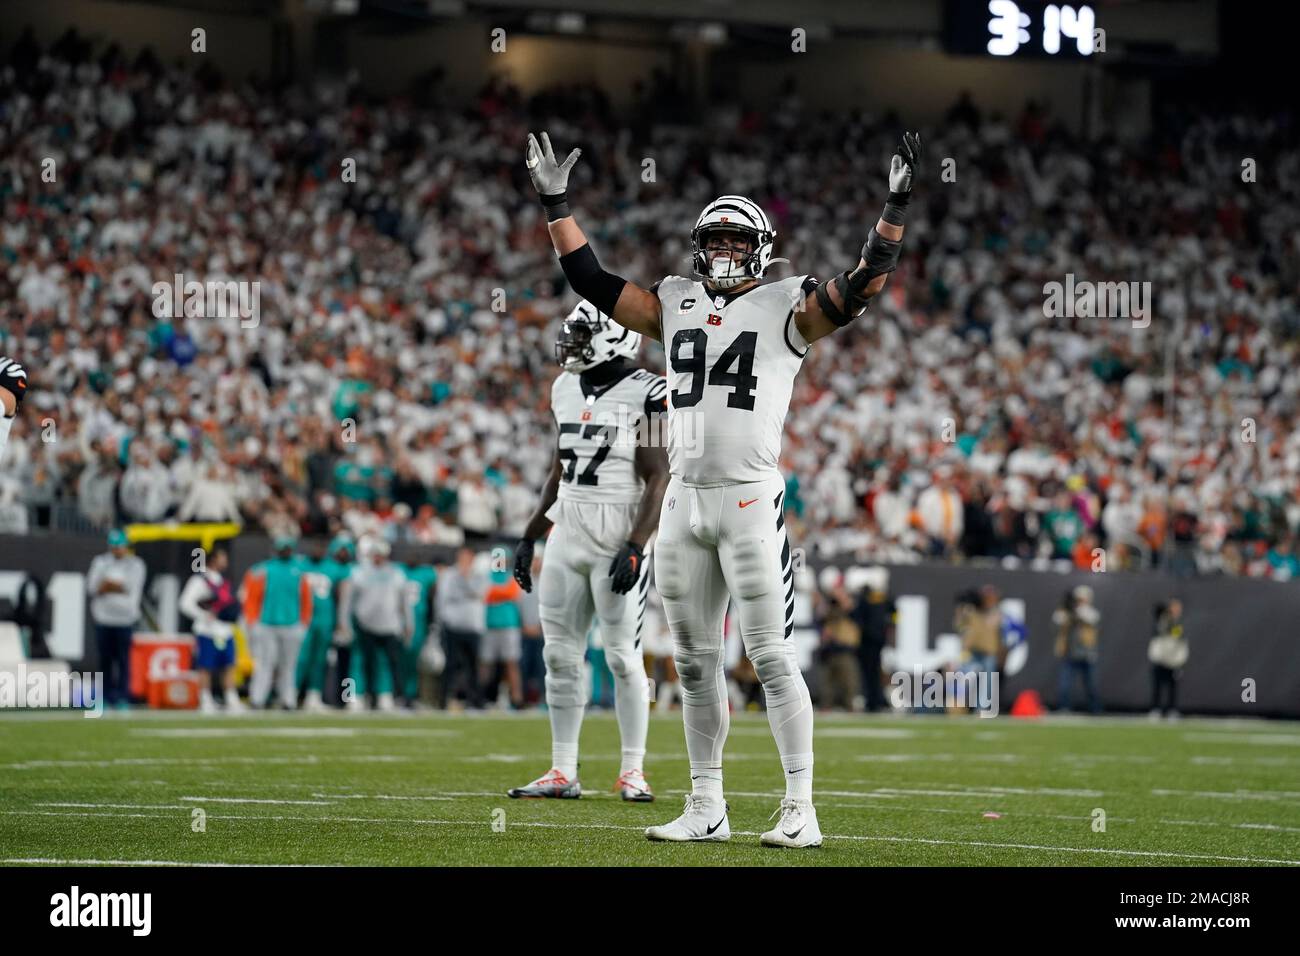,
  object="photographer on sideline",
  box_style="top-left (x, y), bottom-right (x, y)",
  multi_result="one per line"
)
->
top-left (1054, 585), bottom-right (1102, 714)
top-left (1148, 599), bottom-right (1188, 719)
